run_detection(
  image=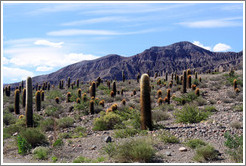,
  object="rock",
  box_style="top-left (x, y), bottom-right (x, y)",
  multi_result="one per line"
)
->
top-left (104, 136), bottom-right (112, 143)
top-left (179, 147), bottom-right (187, 152)
top-left (13, 132), bottom-right (18, 136)
top-left (91, 145), bottom-right (97, 150)
top-left (48, 135), bottom-right (53, 141)
top-left (165, 151), bottom-right (172, 156)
